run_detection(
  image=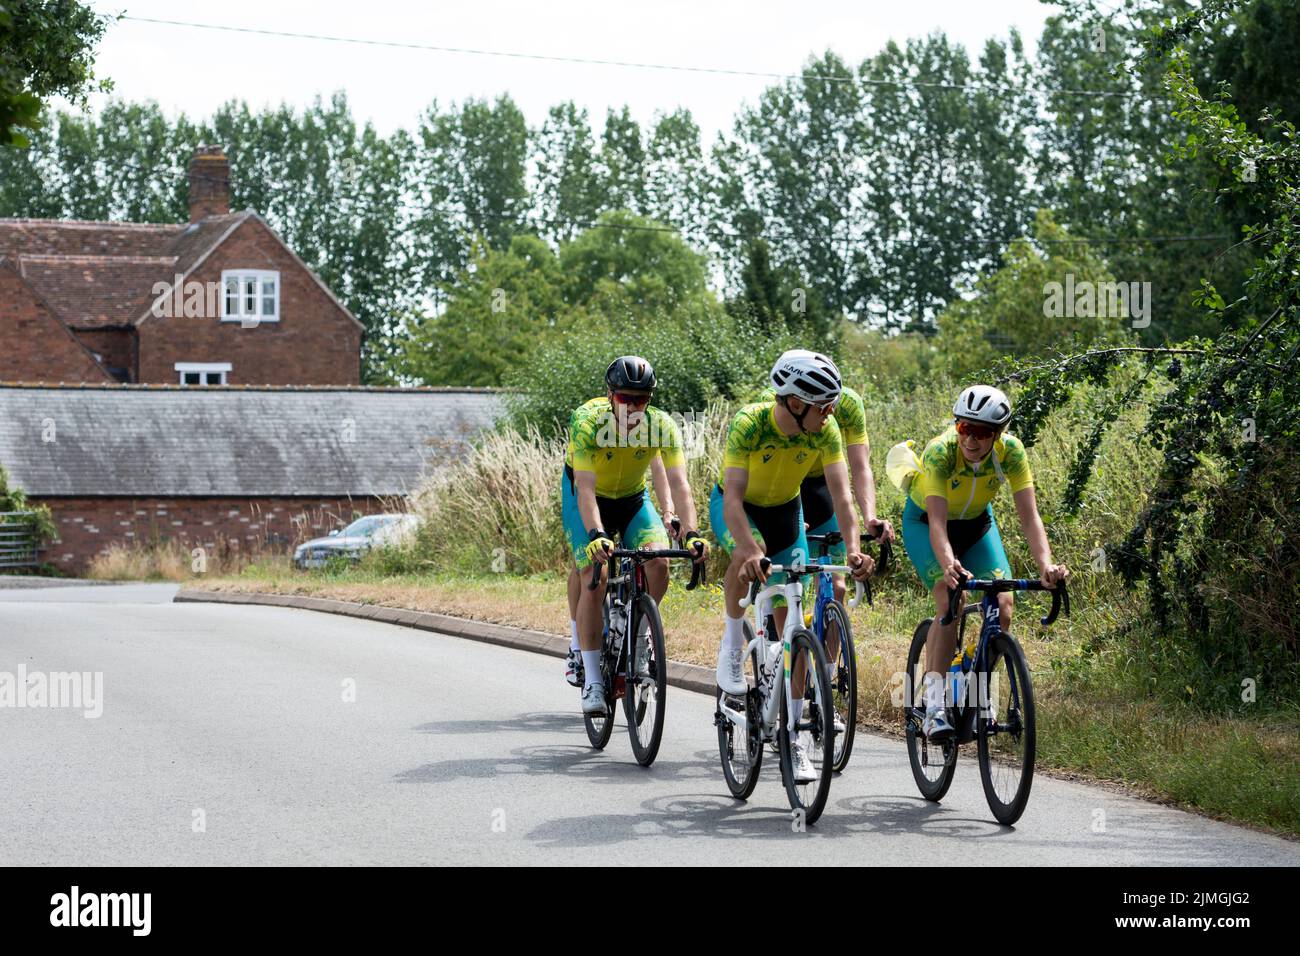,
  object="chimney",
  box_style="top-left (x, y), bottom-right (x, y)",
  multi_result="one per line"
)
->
top-left (188, 145), bottom-right (230, 221)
